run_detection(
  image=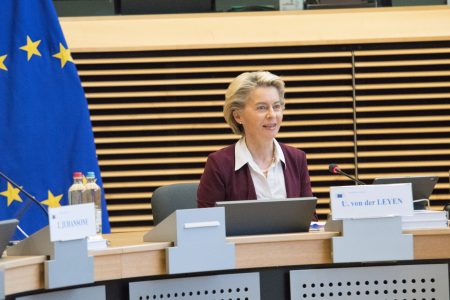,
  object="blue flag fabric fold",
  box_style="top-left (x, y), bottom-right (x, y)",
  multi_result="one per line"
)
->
top-left (0, 0), bottom-right (110, 239)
